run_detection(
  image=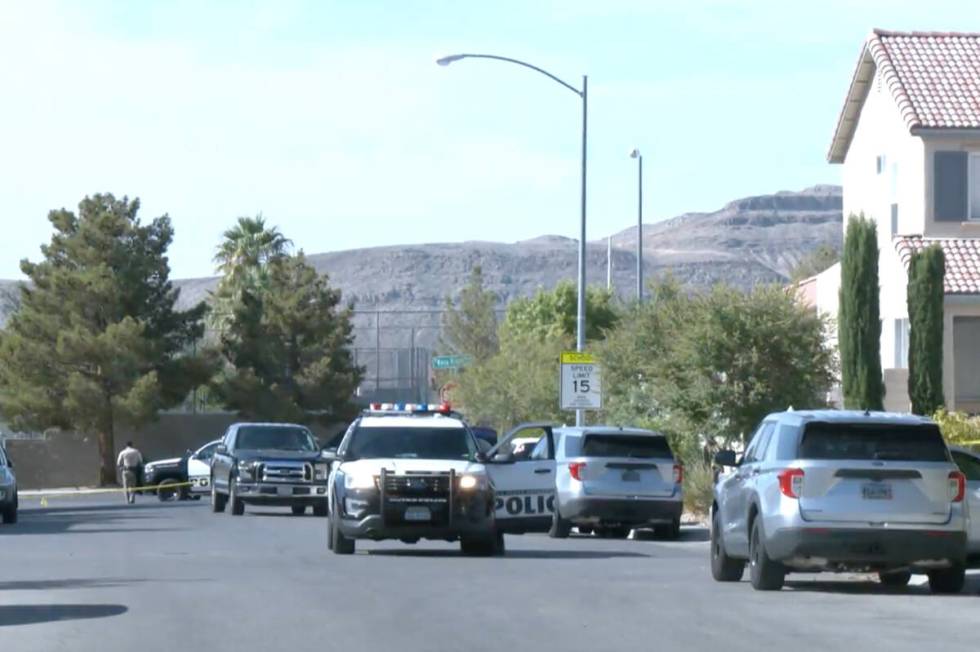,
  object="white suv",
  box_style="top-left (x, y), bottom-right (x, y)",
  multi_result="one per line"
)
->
top-left (326, 404), bottom-right (503, 556)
